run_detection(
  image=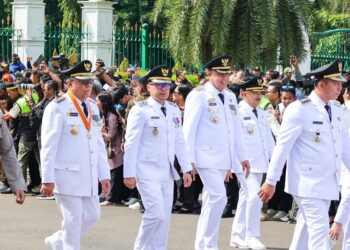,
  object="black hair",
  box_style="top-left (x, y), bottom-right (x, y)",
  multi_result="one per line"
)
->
top-left (112, 86), bottom-right (129, 104)
top-left (45, 80), bottom-right (59, 93)
top-left (97, 91), bottom-right (118, 123)
top-left (175, 84), bottom-right (192, 100)
top-left (271, 71), bottom-right (280, 80)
